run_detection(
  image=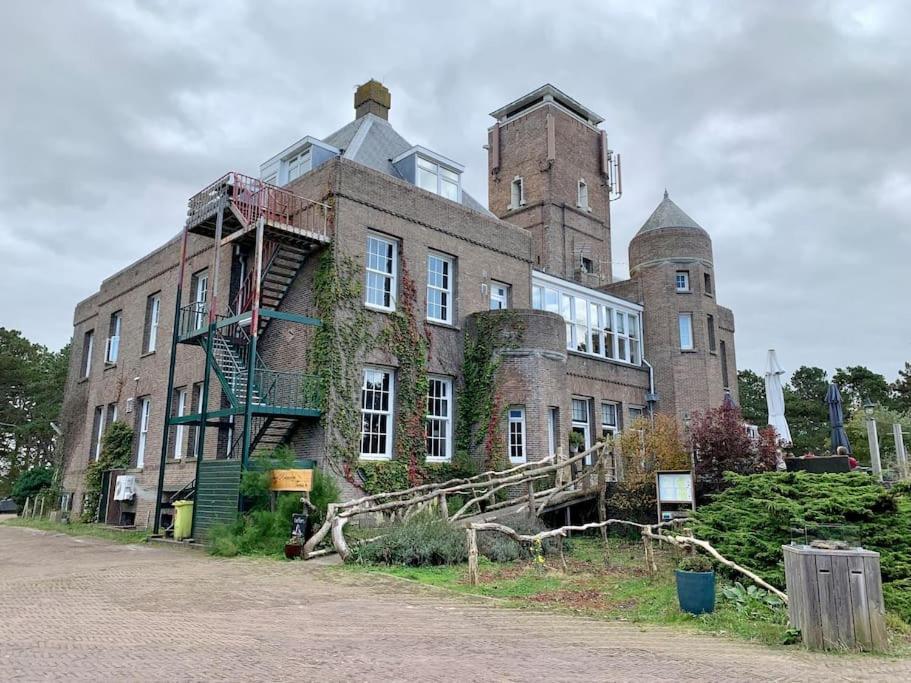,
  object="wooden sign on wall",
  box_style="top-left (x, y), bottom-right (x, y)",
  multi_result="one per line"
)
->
top-left (270, 469), bottom-right (313, 492)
